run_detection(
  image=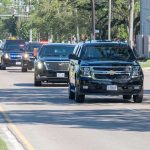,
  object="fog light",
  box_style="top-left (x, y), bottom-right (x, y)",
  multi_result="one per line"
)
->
top-left (83, 86), bottom-right (88, 89)
top-left (134, 86), bottom-right (140, 90)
